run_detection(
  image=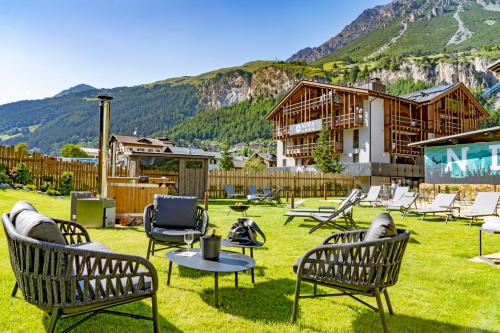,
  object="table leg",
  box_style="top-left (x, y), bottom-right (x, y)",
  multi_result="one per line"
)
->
top-left (235, 272), bottom-right (238, 288)
top-left (167, 261), bottom-right (172, 286)
top-left (242, 248), bottom-right (245, 255)
top-left (214, 272), bottom-right (219, 308)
